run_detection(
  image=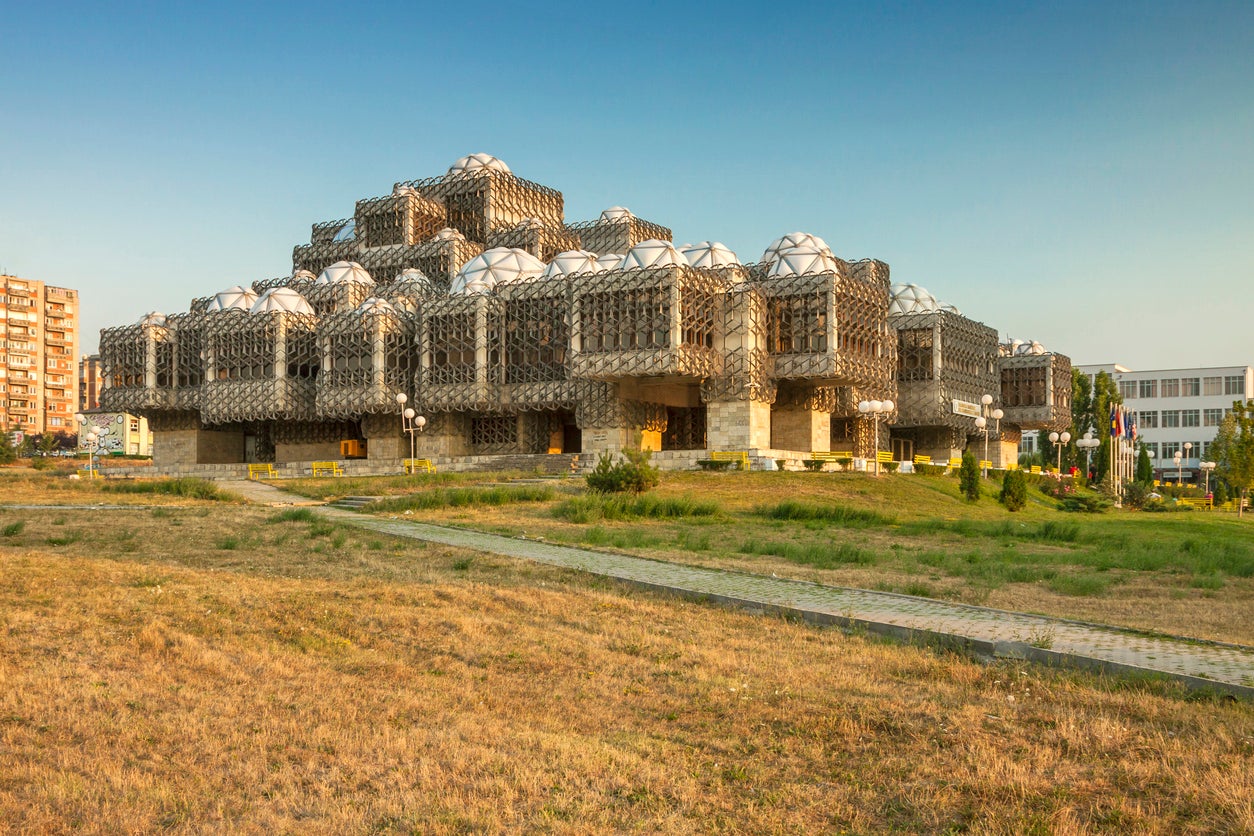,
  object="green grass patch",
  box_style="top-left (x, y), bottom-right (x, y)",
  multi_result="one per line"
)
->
top-left (267, 508), bottom-right (318, 523)
top-left (102, 478), bottom-right (232, 500)
top-left (2, 521), bottom-right (25, 537)
top-left (738, 538), bottom-right (876, 569)
top-left (754, 500), bottom-right (895, 527)
top-left (372, 485), bottom-right (556, 513)
top-left (1047, 573), bottom-right (1112, 597)
top-left (553, 493), bottom-right (718, 523)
